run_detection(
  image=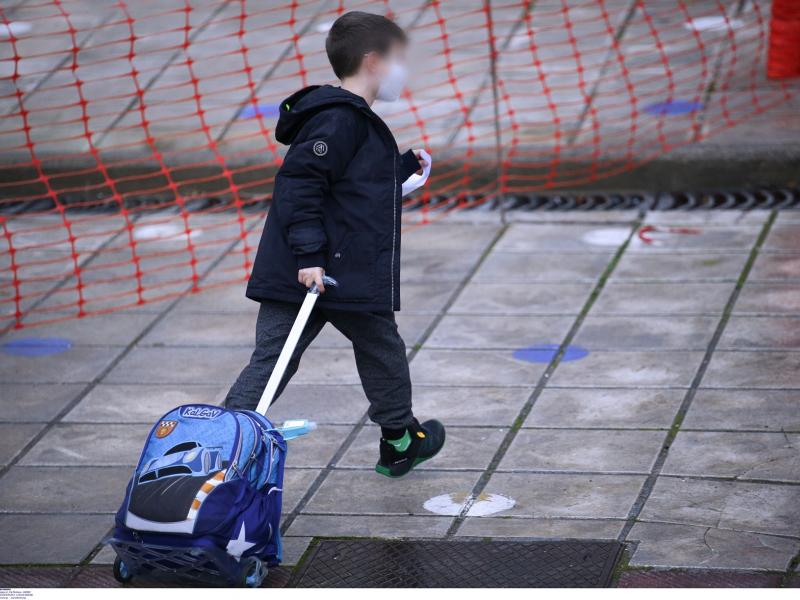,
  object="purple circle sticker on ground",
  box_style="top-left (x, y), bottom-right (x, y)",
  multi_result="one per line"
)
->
top-left (513, 343), bottom-right (588, 363)
top-left (2, 337), bottom-right (72, 357)
top-left (238, 103), bottom-right (280, 119)
top-left (643, 99), bottom-right (703, 116)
